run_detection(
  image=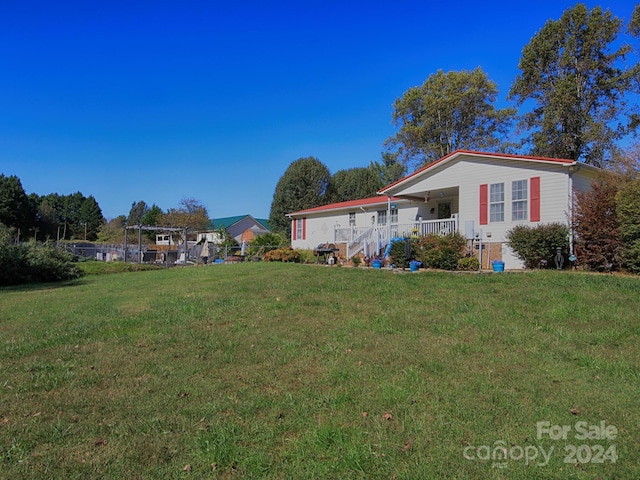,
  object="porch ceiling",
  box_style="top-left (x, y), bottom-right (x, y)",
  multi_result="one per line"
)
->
top-left (391, 186), bottom-right (459, 202)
